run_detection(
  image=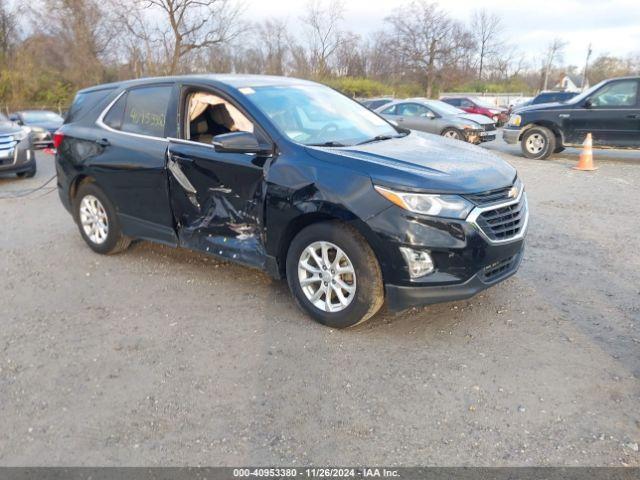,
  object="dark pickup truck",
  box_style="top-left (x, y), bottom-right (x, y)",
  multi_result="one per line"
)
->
top-left (503, 76), bottom-right (640, 159)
